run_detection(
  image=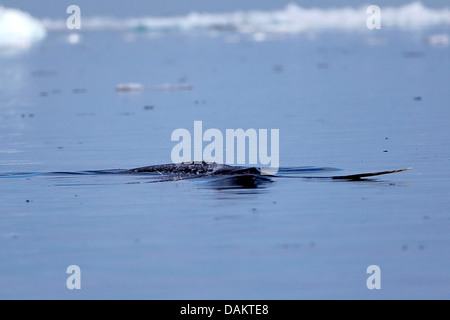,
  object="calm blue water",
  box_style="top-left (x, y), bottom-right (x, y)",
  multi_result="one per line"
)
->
top-left (1, 22), bottom-right (449, 298)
